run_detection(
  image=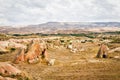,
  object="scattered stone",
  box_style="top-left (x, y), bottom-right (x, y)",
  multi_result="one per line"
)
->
top-left (48, 59), bottom-right (55, 66)
top-left (114, 56), bottom-right (120, 59)
top-left (0, 46), bottom-right (9, 54)
top-left (108, 47), bottom-right (120, 53)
